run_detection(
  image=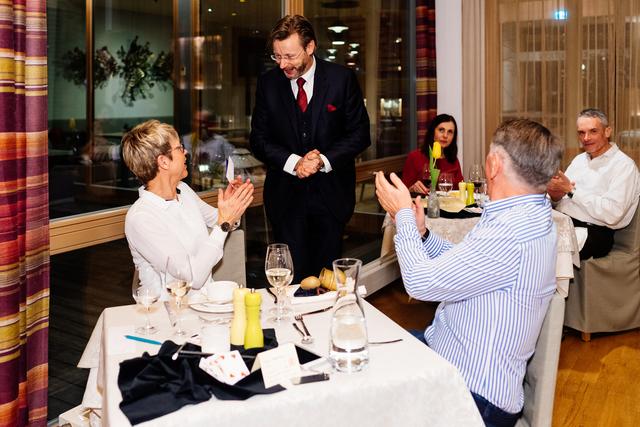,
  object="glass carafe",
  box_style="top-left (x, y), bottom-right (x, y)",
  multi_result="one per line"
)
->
top-left (329, 258), bottom-right (369, 373)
